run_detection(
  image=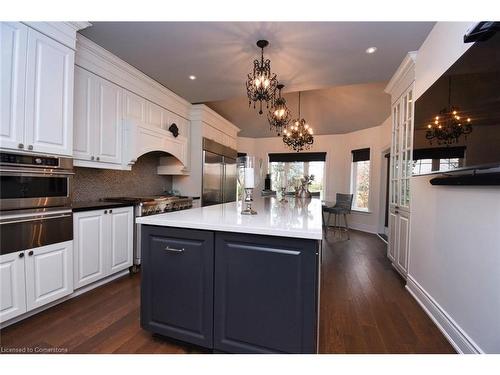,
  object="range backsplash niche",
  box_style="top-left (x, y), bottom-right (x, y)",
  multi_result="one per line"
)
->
top-left (72, 152), bottom-right (173, 202)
